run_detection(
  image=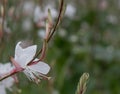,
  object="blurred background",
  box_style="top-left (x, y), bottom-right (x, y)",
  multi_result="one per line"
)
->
top-left (0, 0), bottom-right (120, 94)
